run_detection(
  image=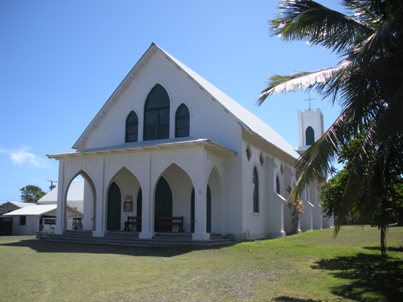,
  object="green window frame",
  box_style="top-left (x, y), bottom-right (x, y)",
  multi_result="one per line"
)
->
top-left (305, 126), bottom-right (315, 145)
top-left (144, 84), bottom-right (170, 141)
top-left (276, 175), bottom-right (281, 195)
top-left (253, 167), bottom-right (259, 213)
top-left (125, 111), bottom-right (138, 143)
top-left (175, 104), bottom-right (190, 137)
